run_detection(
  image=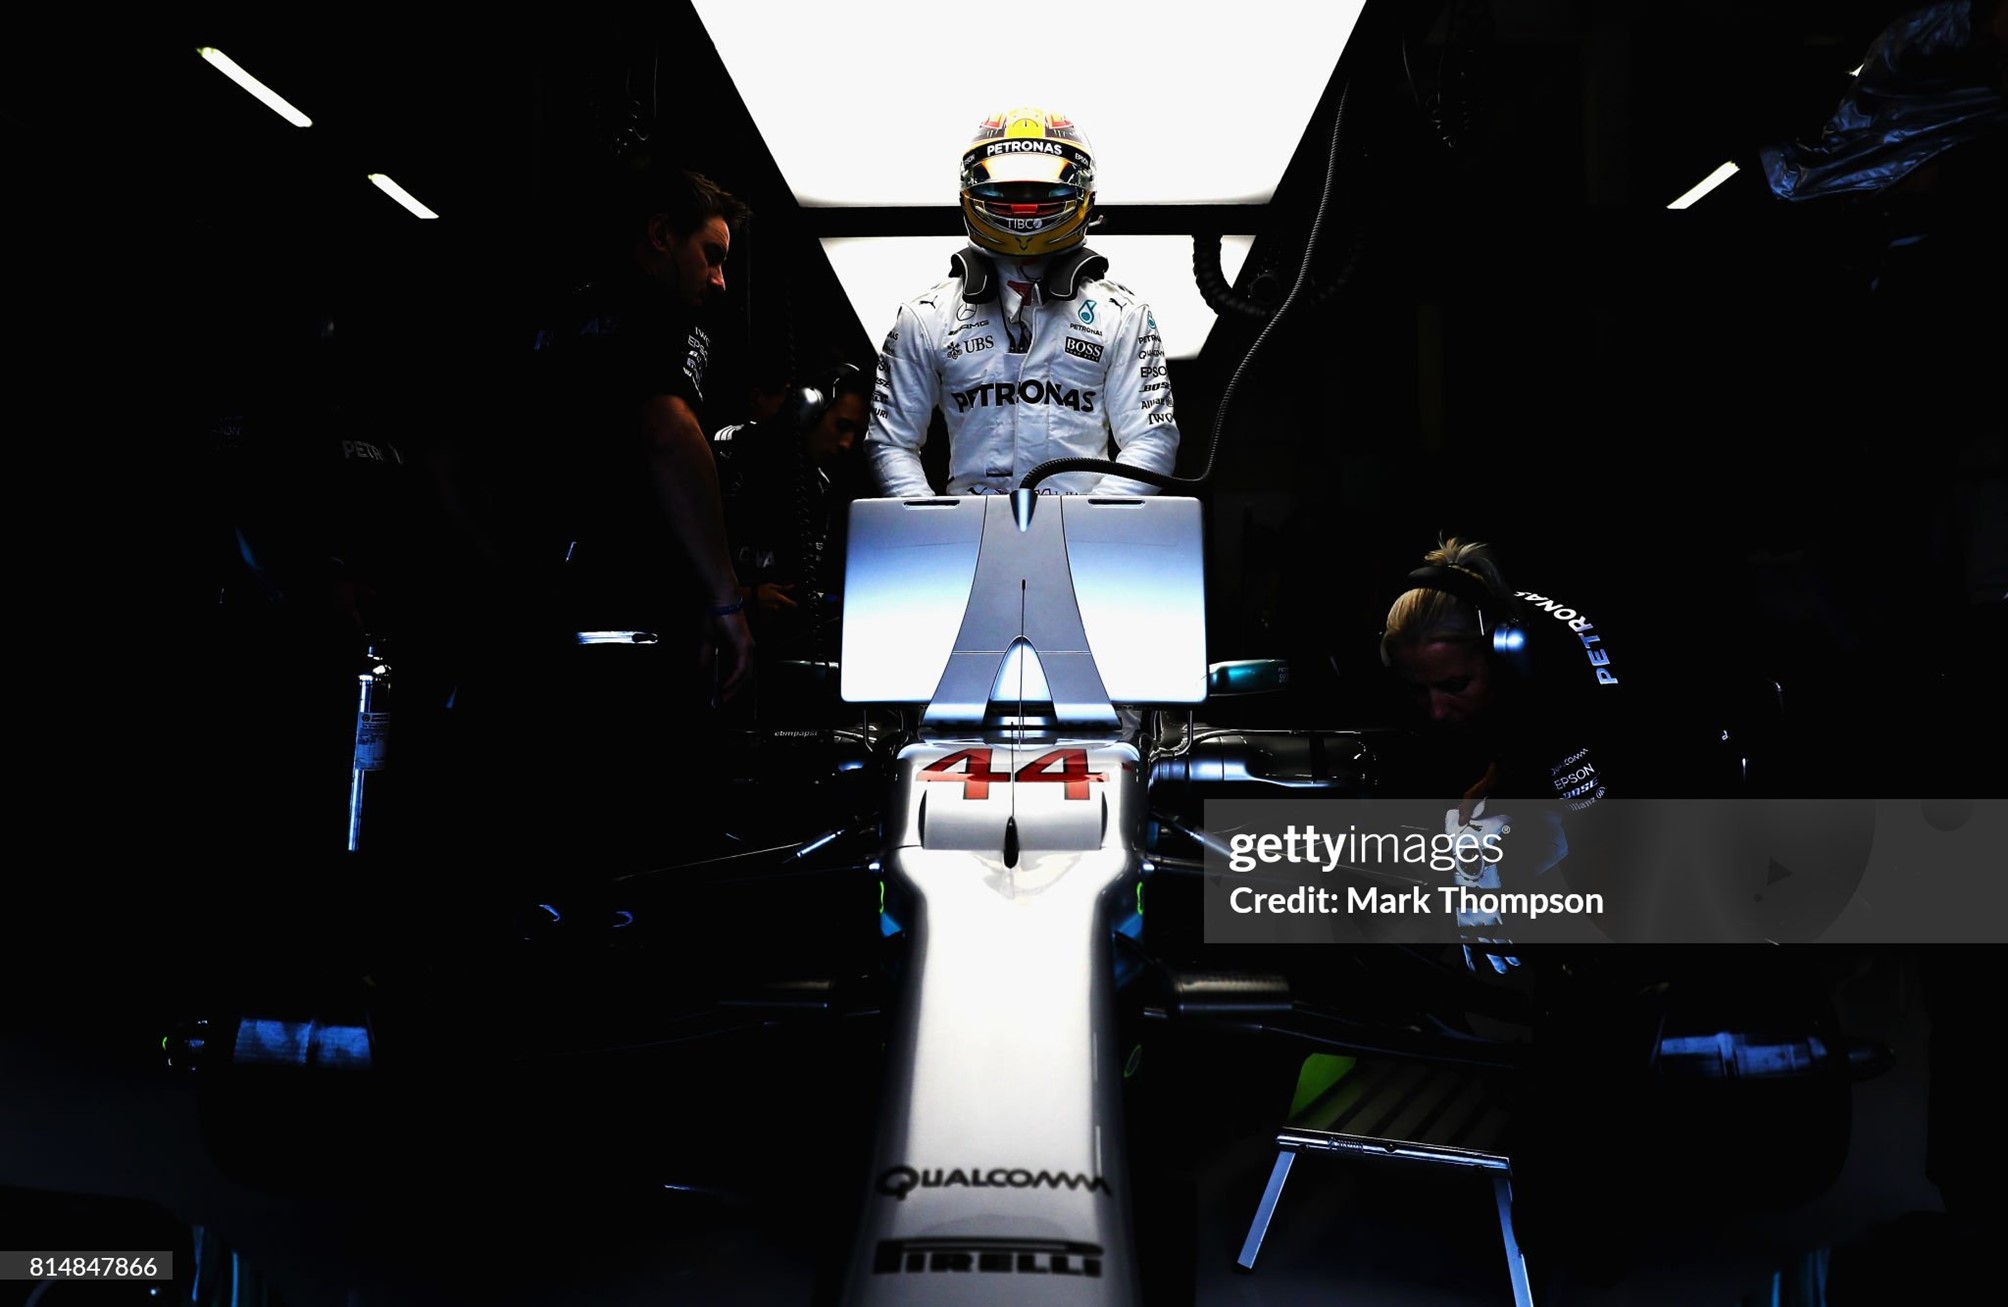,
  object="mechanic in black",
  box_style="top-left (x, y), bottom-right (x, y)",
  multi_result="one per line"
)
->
top-left (423, 158), bottom-right (758, 884)
top-left (710, 362), bottom-right (873, 671)
top-left (521, 158), bottom-right (755, 696)
top-left (203, 313), bottom-right (433, 860)
top-left (1377, 536), bottom-right (1641, 969)
top-left (1380, 536), bottom-right (1625, 820)
top-left (209, 369), bottom-right (418, 644)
